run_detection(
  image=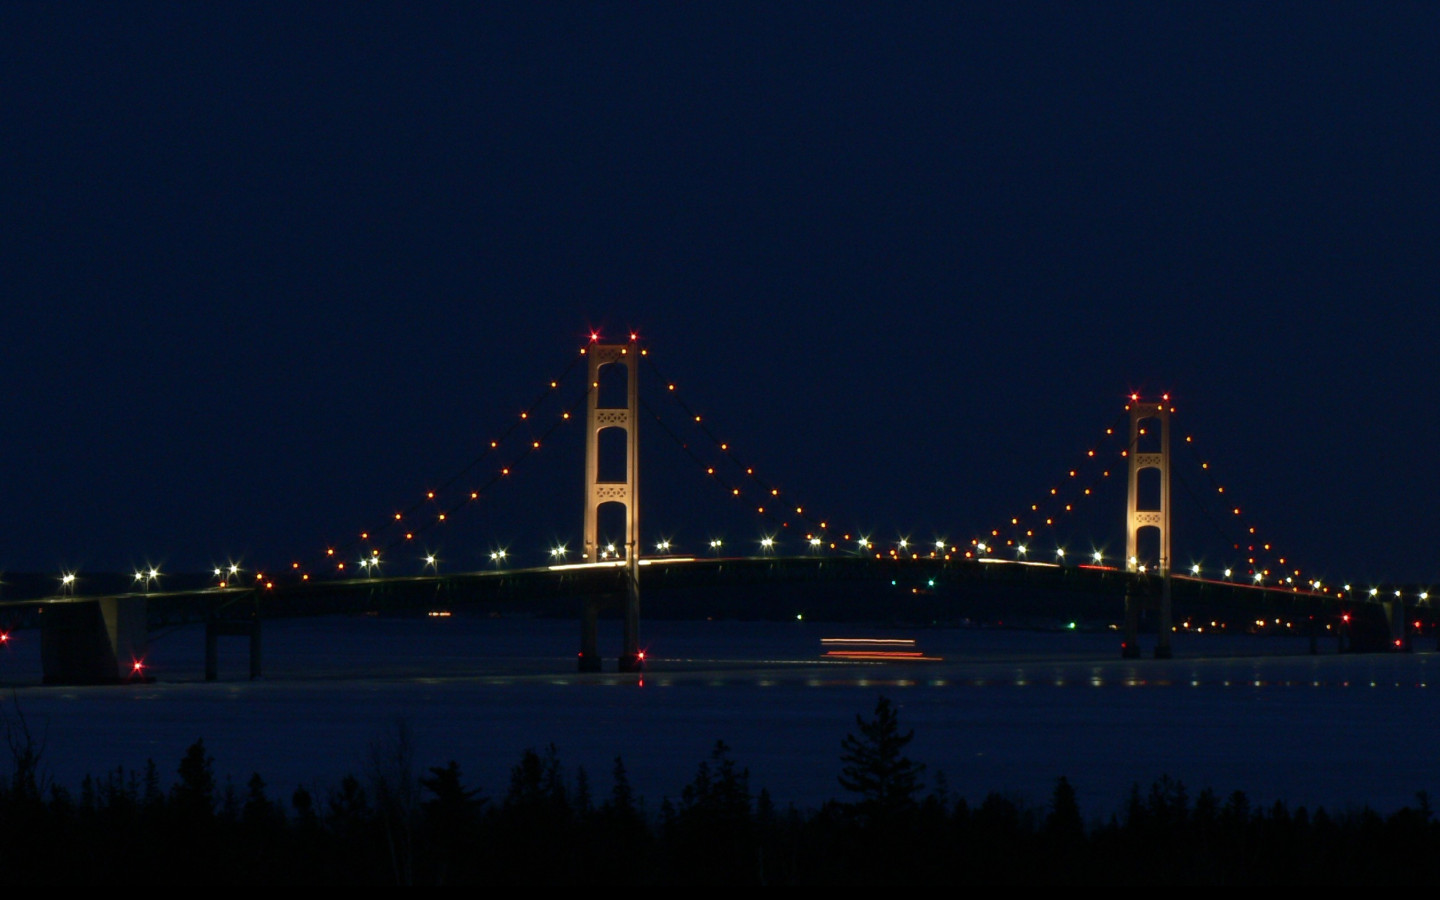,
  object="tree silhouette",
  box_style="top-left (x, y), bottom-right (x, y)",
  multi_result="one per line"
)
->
top-left (172, 739), bottom-right (216, 819)
top-left (838, 696), bottom-right (925, 823)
